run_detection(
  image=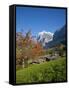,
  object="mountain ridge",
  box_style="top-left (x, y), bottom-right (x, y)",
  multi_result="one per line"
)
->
top-left (46, 25), bottom-right (66, 48)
